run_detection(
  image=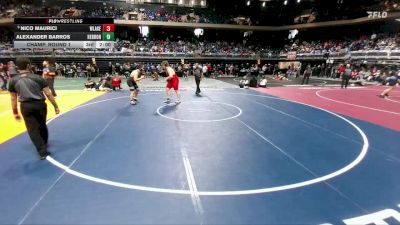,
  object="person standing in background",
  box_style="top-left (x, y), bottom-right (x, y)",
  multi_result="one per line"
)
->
top-left (341, 64), bottom-right (352, 89)
top-left (42, 60), bottom-right (57, 97)
top-left (108, 62), bottom-right (113, 74)
top-left (302, 64), bottom-right (312, 85)
top-left (9, 57), bottom-right (60, 160)
top-left (183, 63), bottom-right (190, 81)
top-left (0, 63), bottom-right (7, 90)
top-left (207, 63), bottom-right (212, 78)
top-left (7, 61), bottom-right (18, 78)
top-left (202, 64), bottom-right (208, 78)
